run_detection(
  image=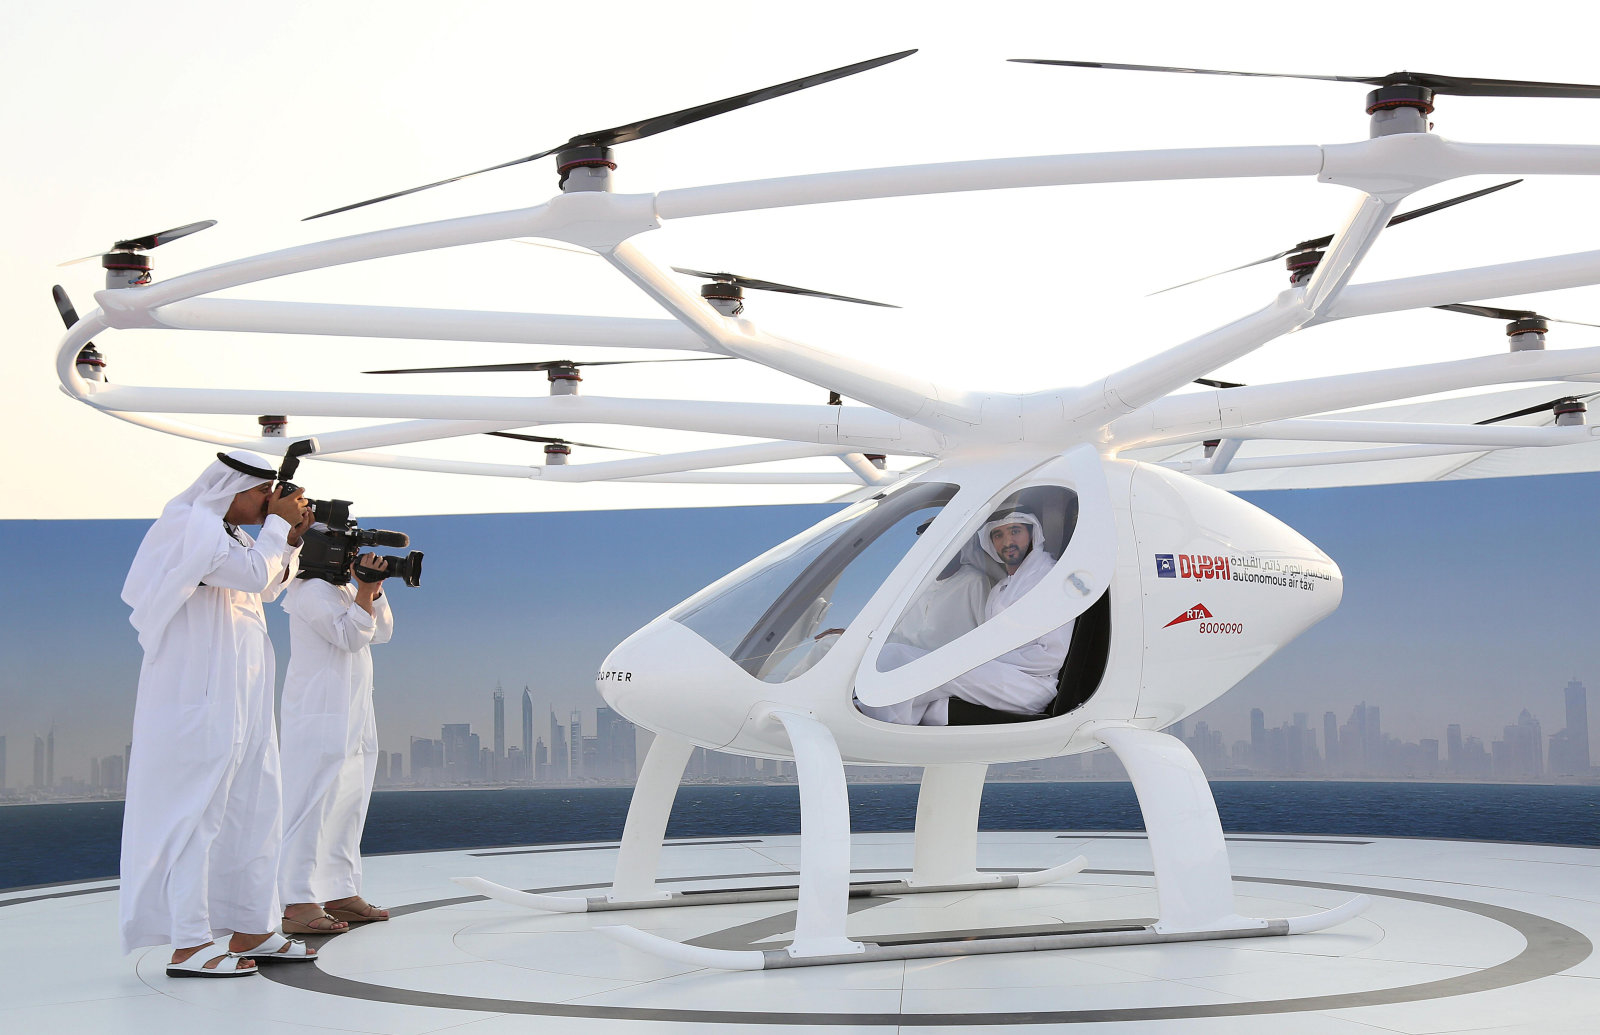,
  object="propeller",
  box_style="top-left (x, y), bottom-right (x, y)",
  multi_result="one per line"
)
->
top-left (363, 356), bottom-right (730, 376)
top-left (58, 220), bottom-right (217, 266)
top-left (1007, 60), bottom-right (1600, 99)
top-left (1434, 303), bottom-right (1600, 330)
top-left (1194, 377), bottom-right (1246, 389)
top-left (53, 285), bottom-right (106, 380)
top-left (51, 285), bottom-right (81, 329)
top-left (304, 49), bottom-right (916, 220)
top-left (1149, 179), bottom-right (1521, 295)
top-left (1477, 391), bottom-right (1600, 425)
top-left (487, 431), bottom-right (655, 453)
top-left (672, 267), bottom-right (899, 308)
